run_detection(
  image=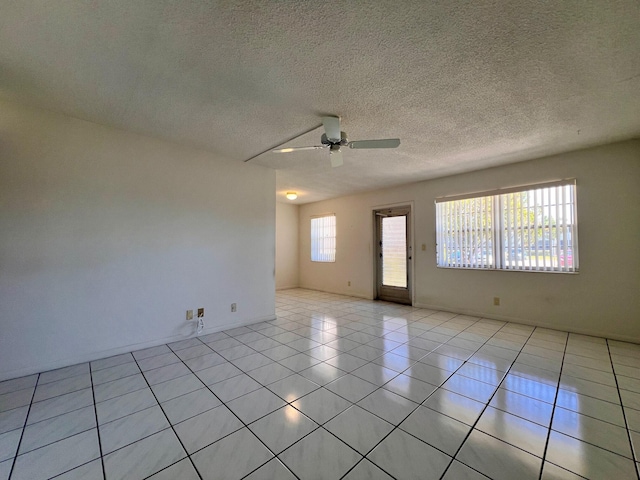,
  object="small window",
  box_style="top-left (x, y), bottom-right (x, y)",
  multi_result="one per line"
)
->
top-left (436, 180), bottom-right (578, 272)
top-left (311, 214), bottom-right (336, 262)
